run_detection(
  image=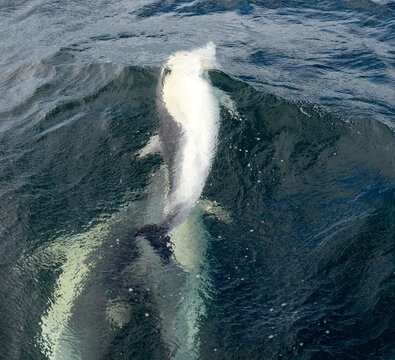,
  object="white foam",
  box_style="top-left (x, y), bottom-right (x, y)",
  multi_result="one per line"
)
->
top-left (161, 42), bottom-right (220, 224)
